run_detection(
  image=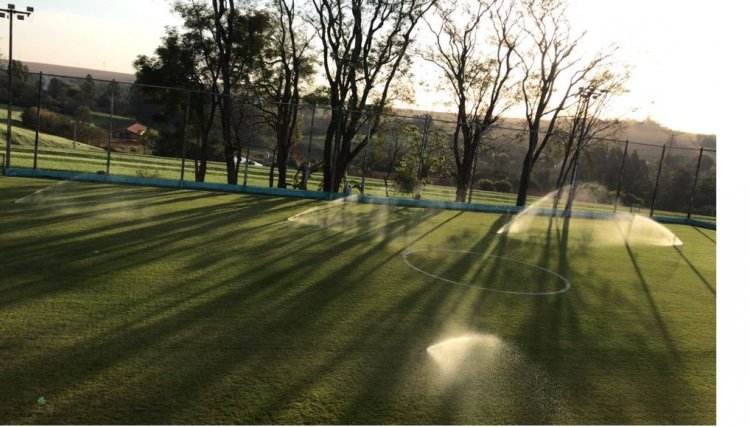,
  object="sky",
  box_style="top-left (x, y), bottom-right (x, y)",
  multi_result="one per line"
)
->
top-left (4, 0), bottom-right (725, 135)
